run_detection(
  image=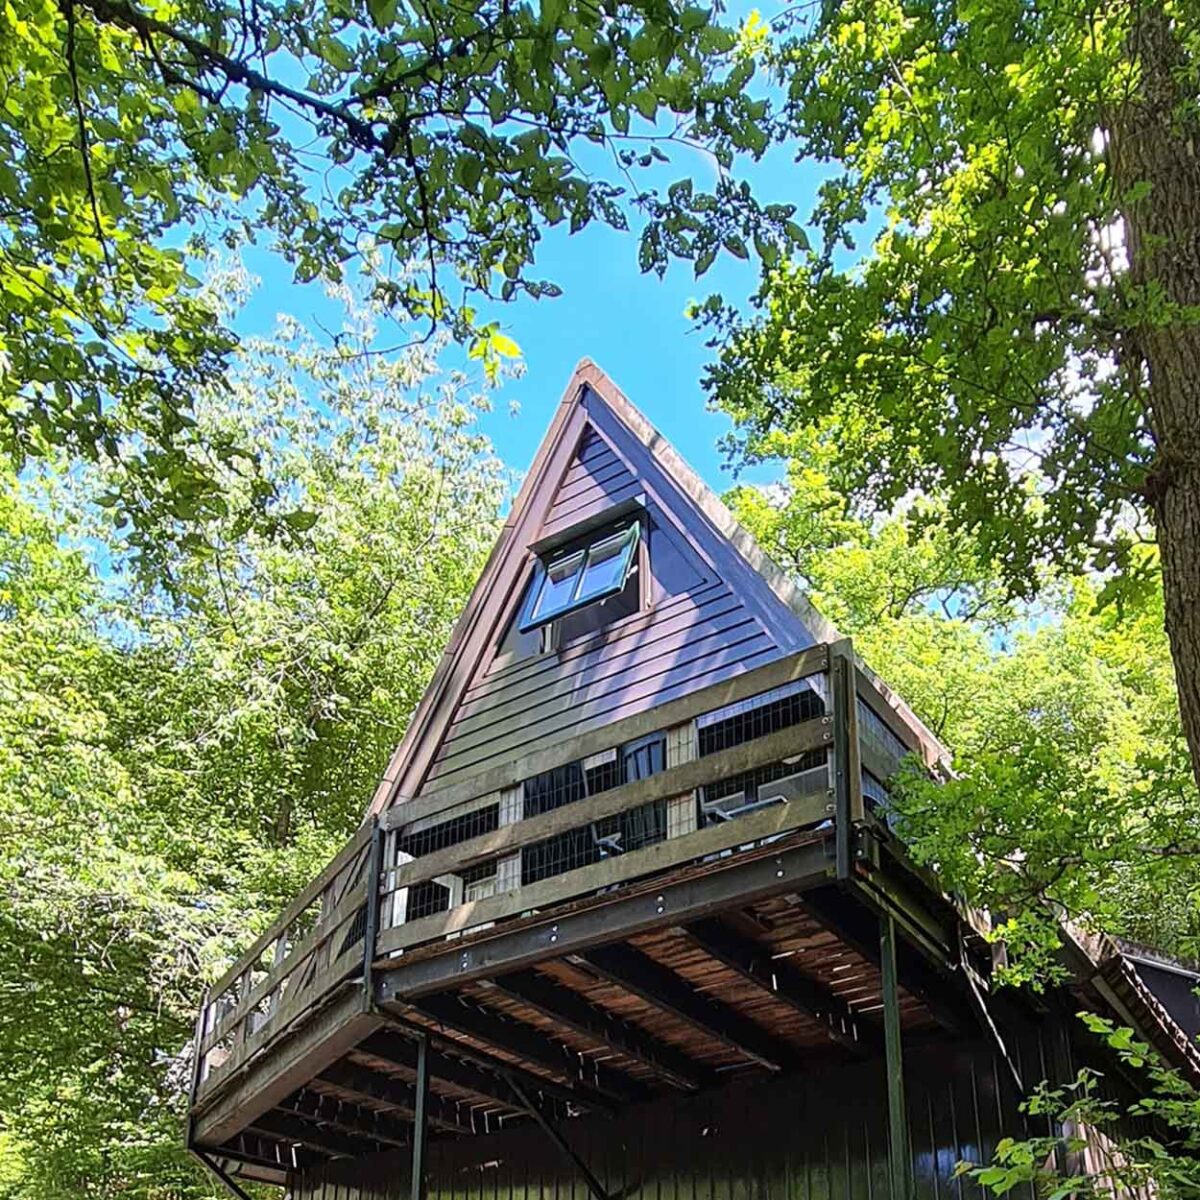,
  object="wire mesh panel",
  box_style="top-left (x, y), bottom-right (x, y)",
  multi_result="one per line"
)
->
top-left (379, 665), bottom-right (835, 944)
top-left (697, 680), bottom-right (828, 826)
top-left (398, 804), bottom-right (500, 859)
top-left (697, 680), bottom-right (826, 756)
top-left (522, 733), bottom-right (668, 885)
